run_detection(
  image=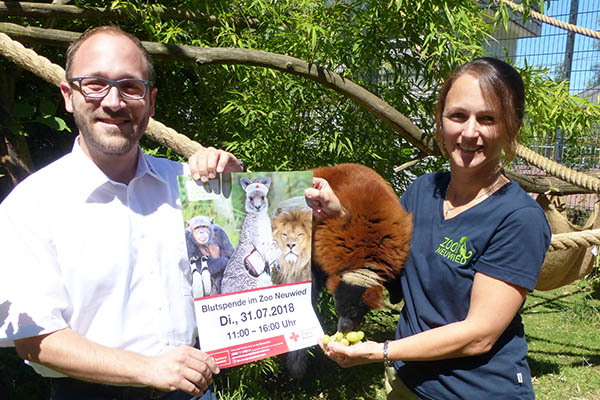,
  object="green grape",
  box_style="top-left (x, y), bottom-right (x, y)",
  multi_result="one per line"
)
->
top-left (332, 331), bottom-right (344, 342)
top-left (345, 331), bottom-right (361, 343)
